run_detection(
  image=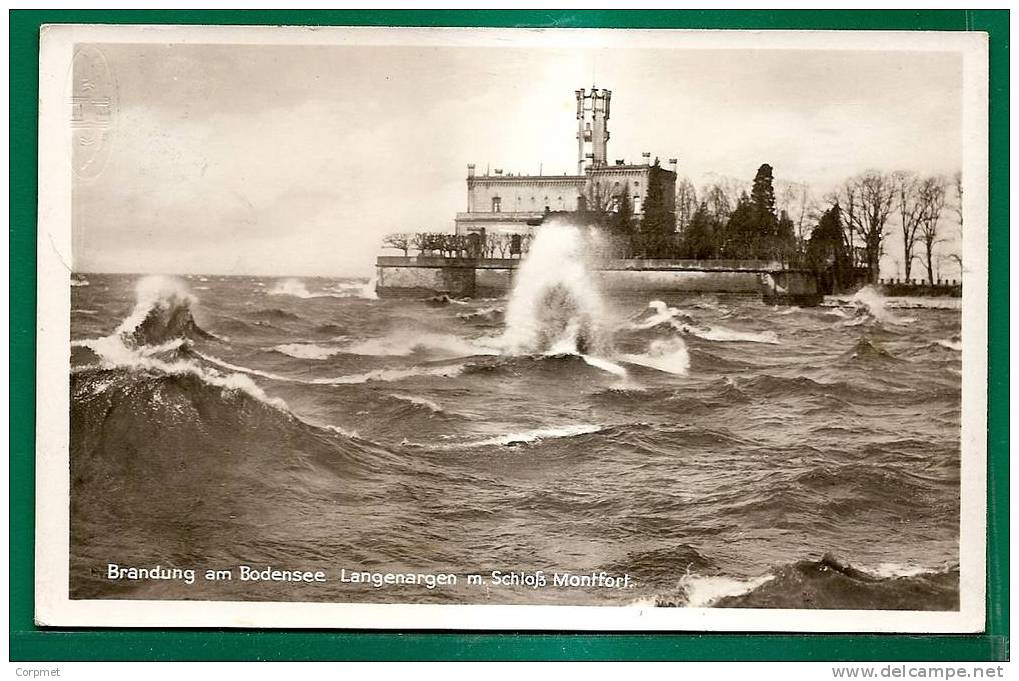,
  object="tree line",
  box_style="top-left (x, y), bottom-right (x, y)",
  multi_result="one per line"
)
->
top-left (673, 166), bottom-right (962, 289)
top-left (382, 231), bottom-right (533, 259)
top-left (584, 162), bottom-right (797, 262)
